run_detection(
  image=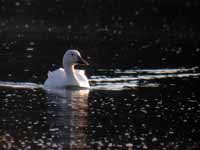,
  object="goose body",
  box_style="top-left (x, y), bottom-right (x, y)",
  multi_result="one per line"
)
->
top-left (44, 50), bottom-right (90, 89)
